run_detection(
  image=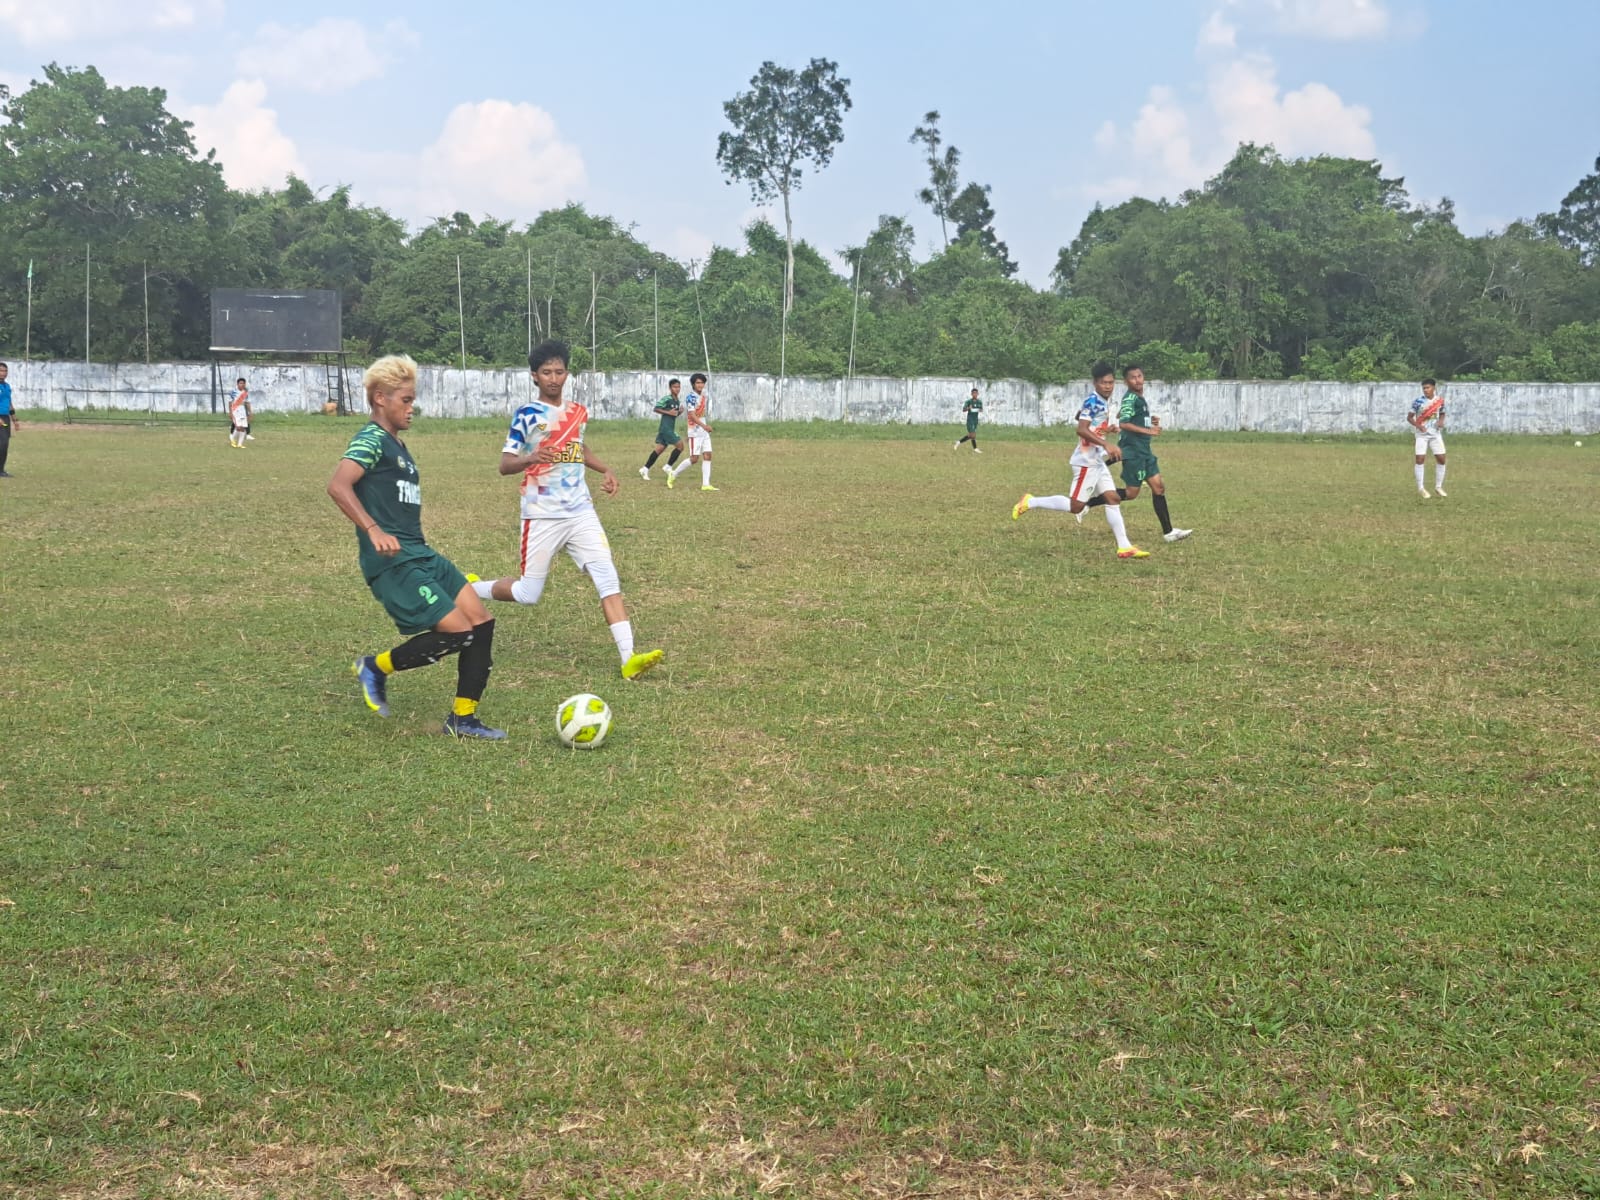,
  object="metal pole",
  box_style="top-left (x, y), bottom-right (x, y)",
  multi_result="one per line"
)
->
top-left (526, 247), bottom-right (533, 354)
top-left (85, 243), bottom-right (90, 371)
top-left (24, 260), bottom-right (32, 362)
top-left (653, 271), bottom-right (659, 372)
top-left (847, 252), bottom-right (863, 381)
top-left (691, 260), bottom-right (711, 374)
top-left (456, 255), bottom-right (467, 371)
top-left (590, 269), bottom-right (597, 381)
top-left (143, 261), bottom-right (150, 365)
